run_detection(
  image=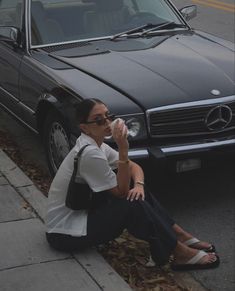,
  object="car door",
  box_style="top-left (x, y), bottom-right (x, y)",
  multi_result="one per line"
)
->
top-left (0, 0), bottom-right (24, 116)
